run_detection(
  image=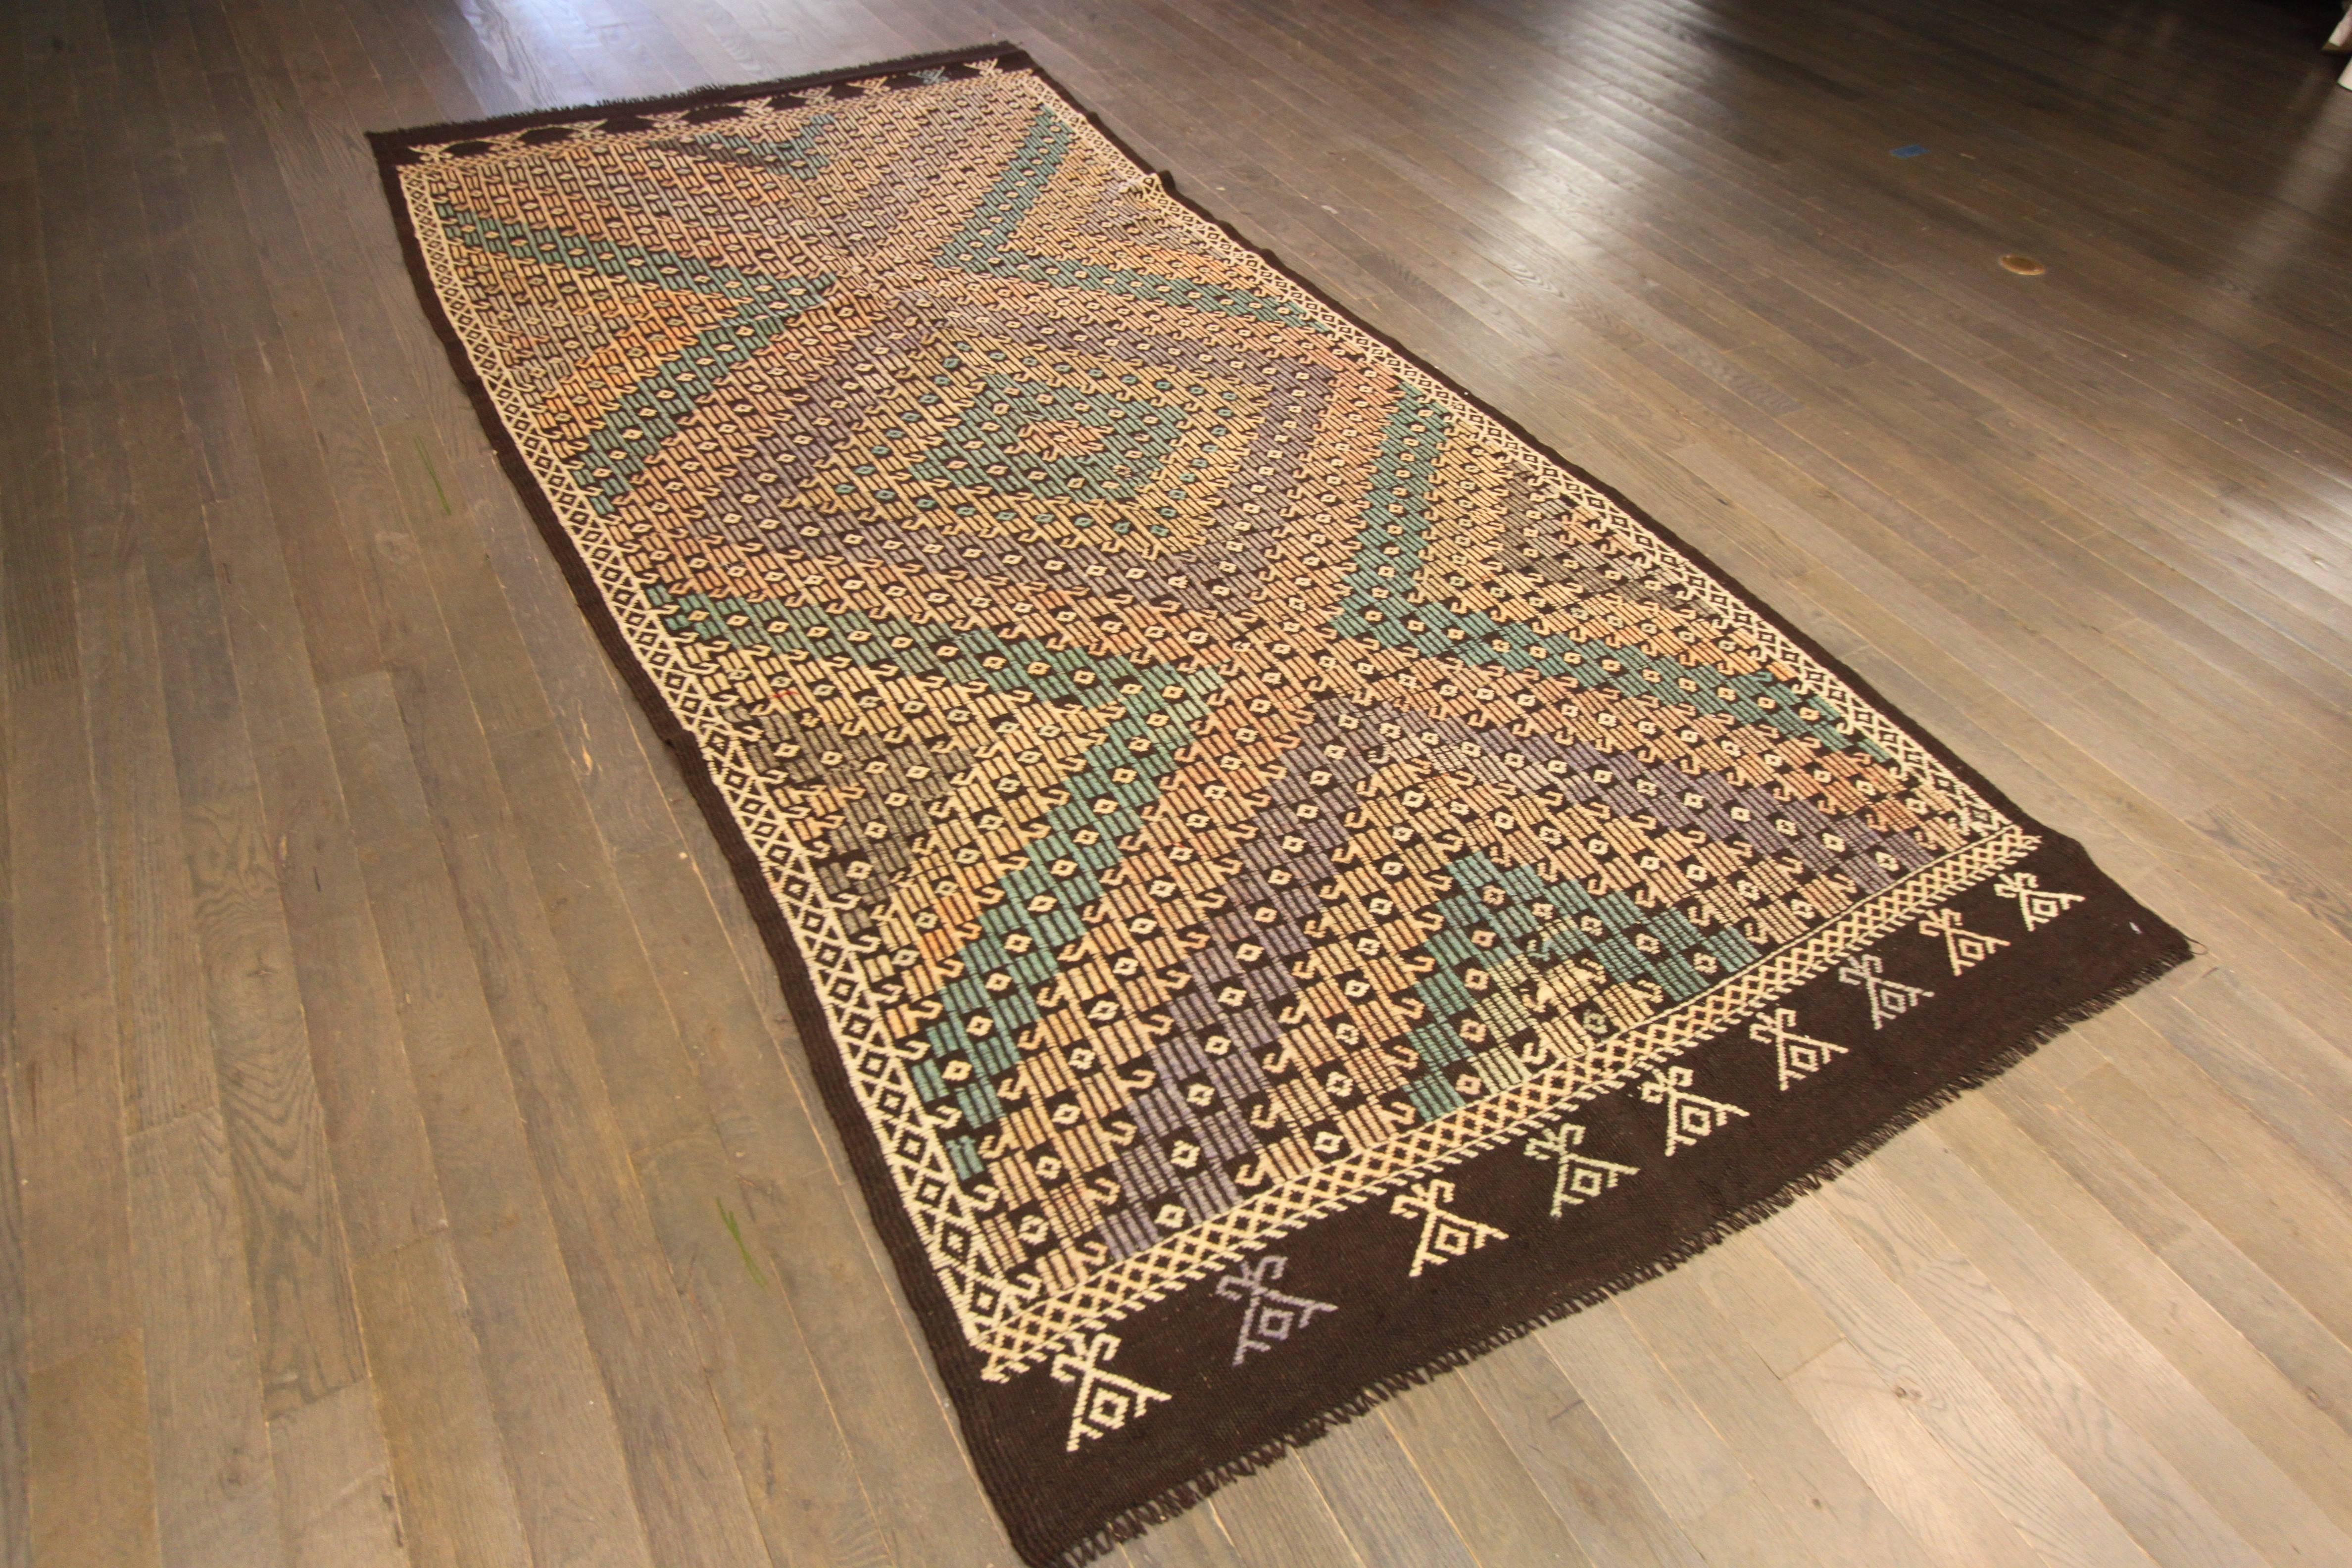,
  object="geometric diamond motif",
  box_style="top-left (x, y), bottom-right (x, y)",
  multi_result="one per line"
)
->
top-left (386, 53), bottom-right (2026, 1382)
